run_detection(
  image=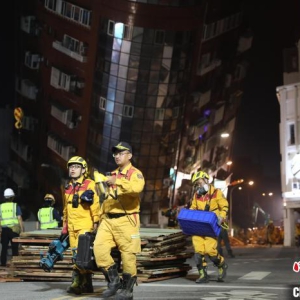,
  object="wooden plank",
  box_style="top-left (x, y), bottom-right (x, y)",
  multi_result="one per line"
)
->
top-left (138, 241), bottom-right (187, 256)
top-left (7, 228), bottom-right (191, 283)
top-left (137, 252), bottom-right (193, 261)
top-left (143, 235), bottom-right (186, 248)
top-left (138, 273), bottom-right (184, 282)
top-left (12, 238), bottom-right (55, 244)
top-left (138, 265), bottom-right (191, 275)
